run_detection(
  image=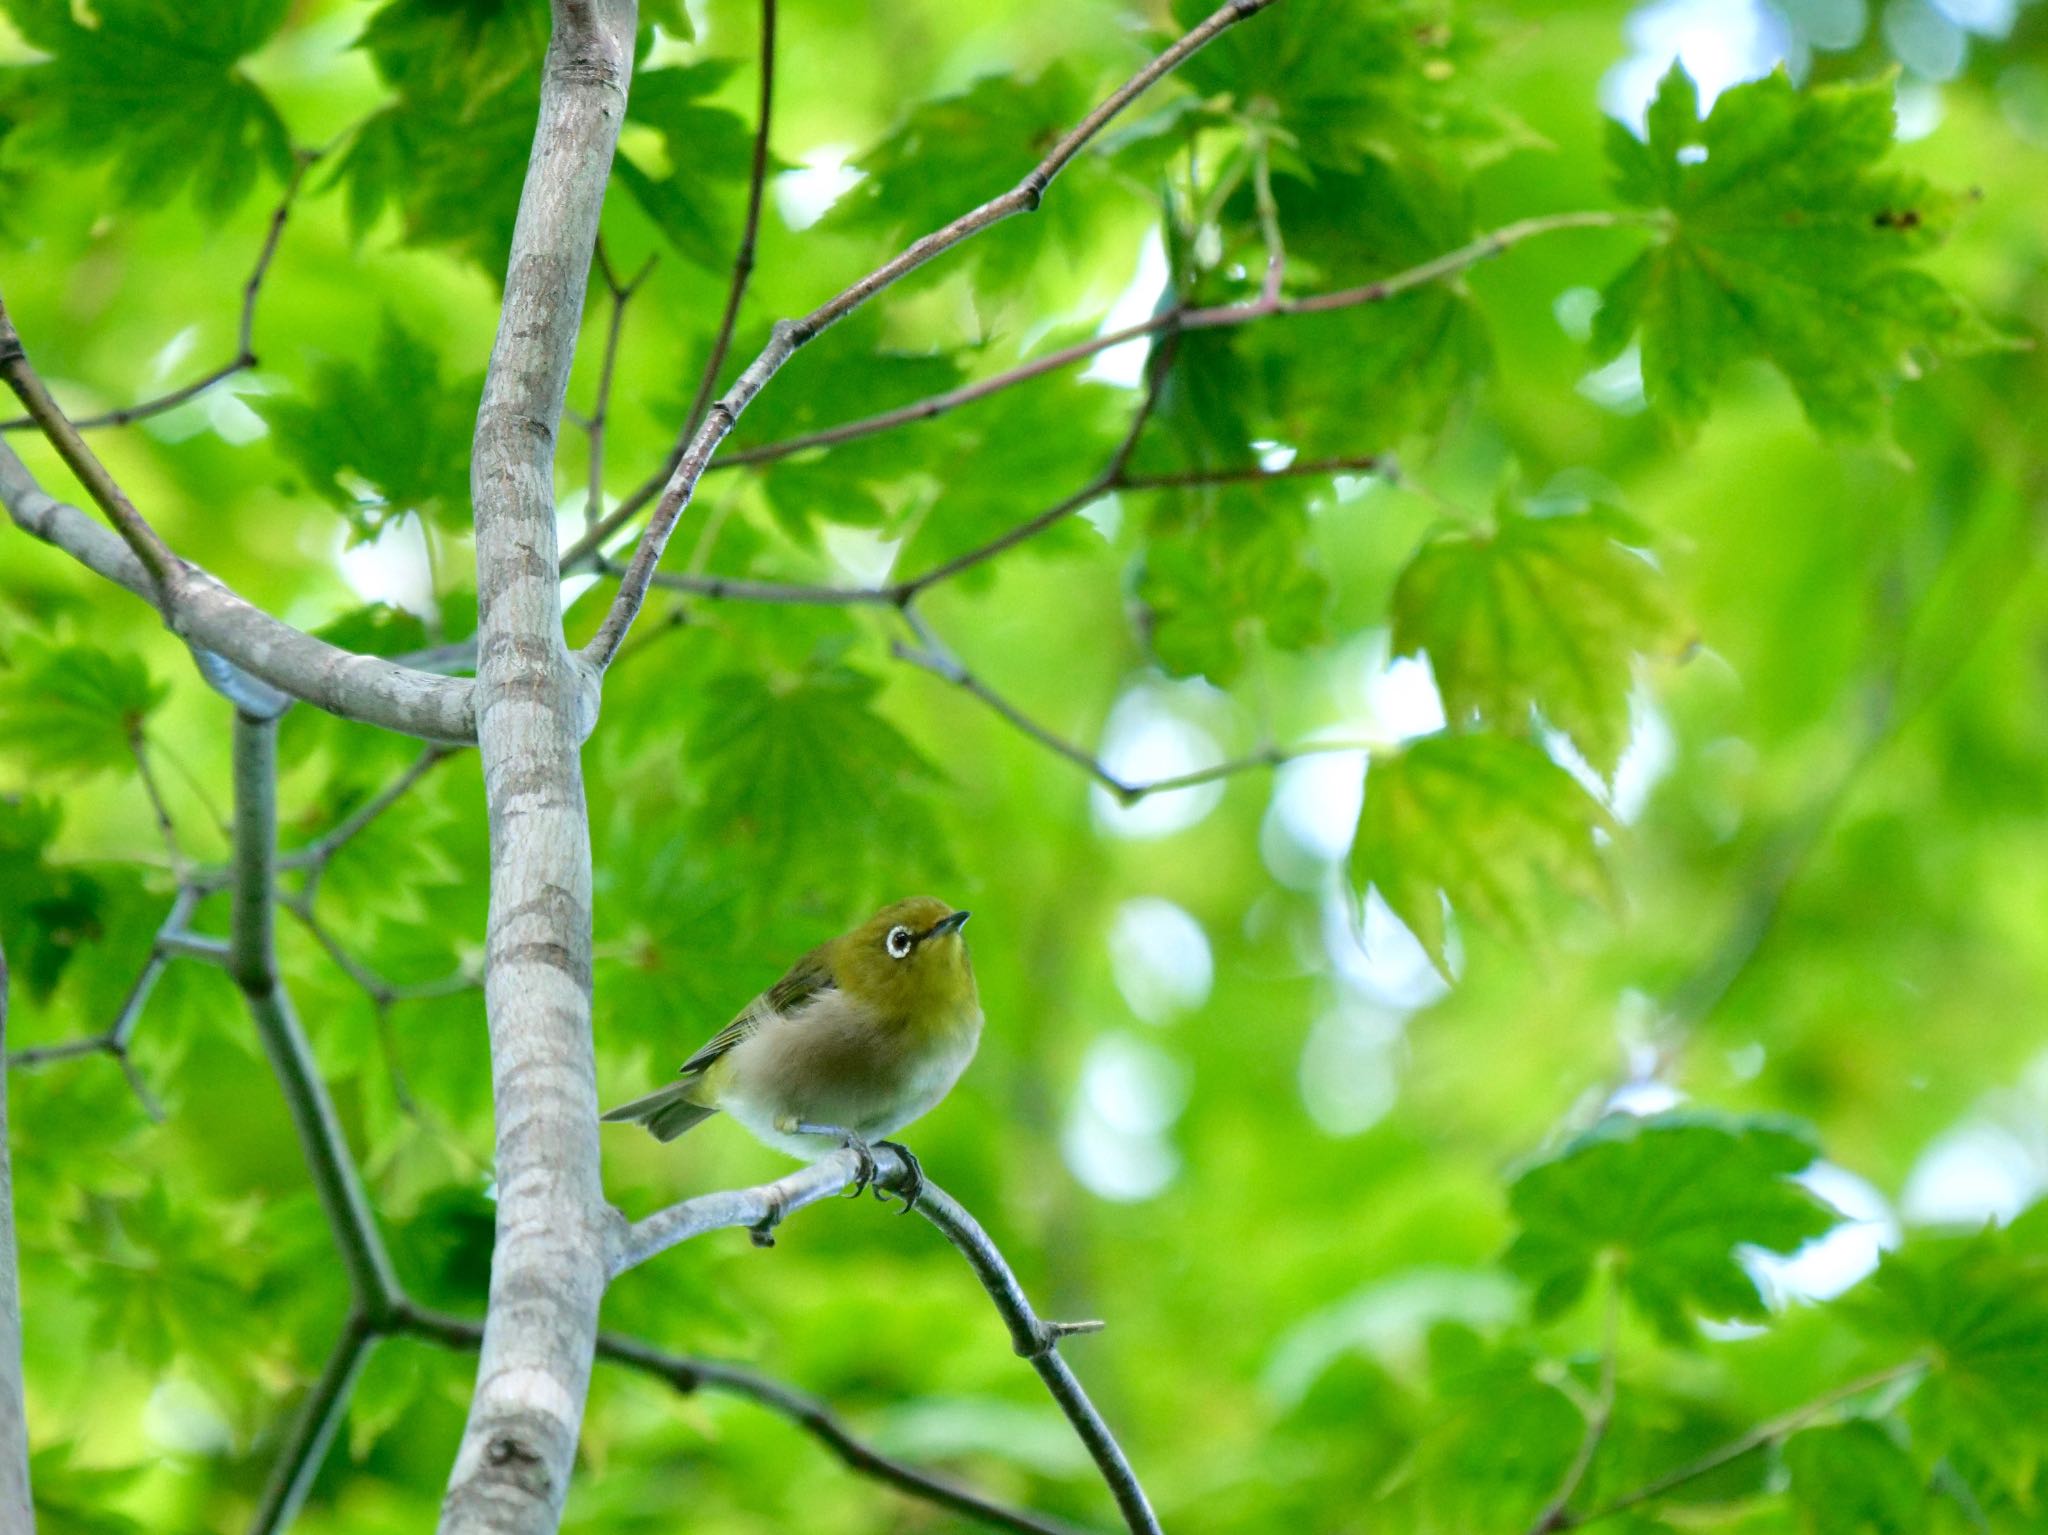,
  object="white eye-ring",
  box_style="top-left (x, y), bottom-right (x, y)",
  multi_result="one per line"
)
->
top-left (885, 924), bottom-right (914, 960)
